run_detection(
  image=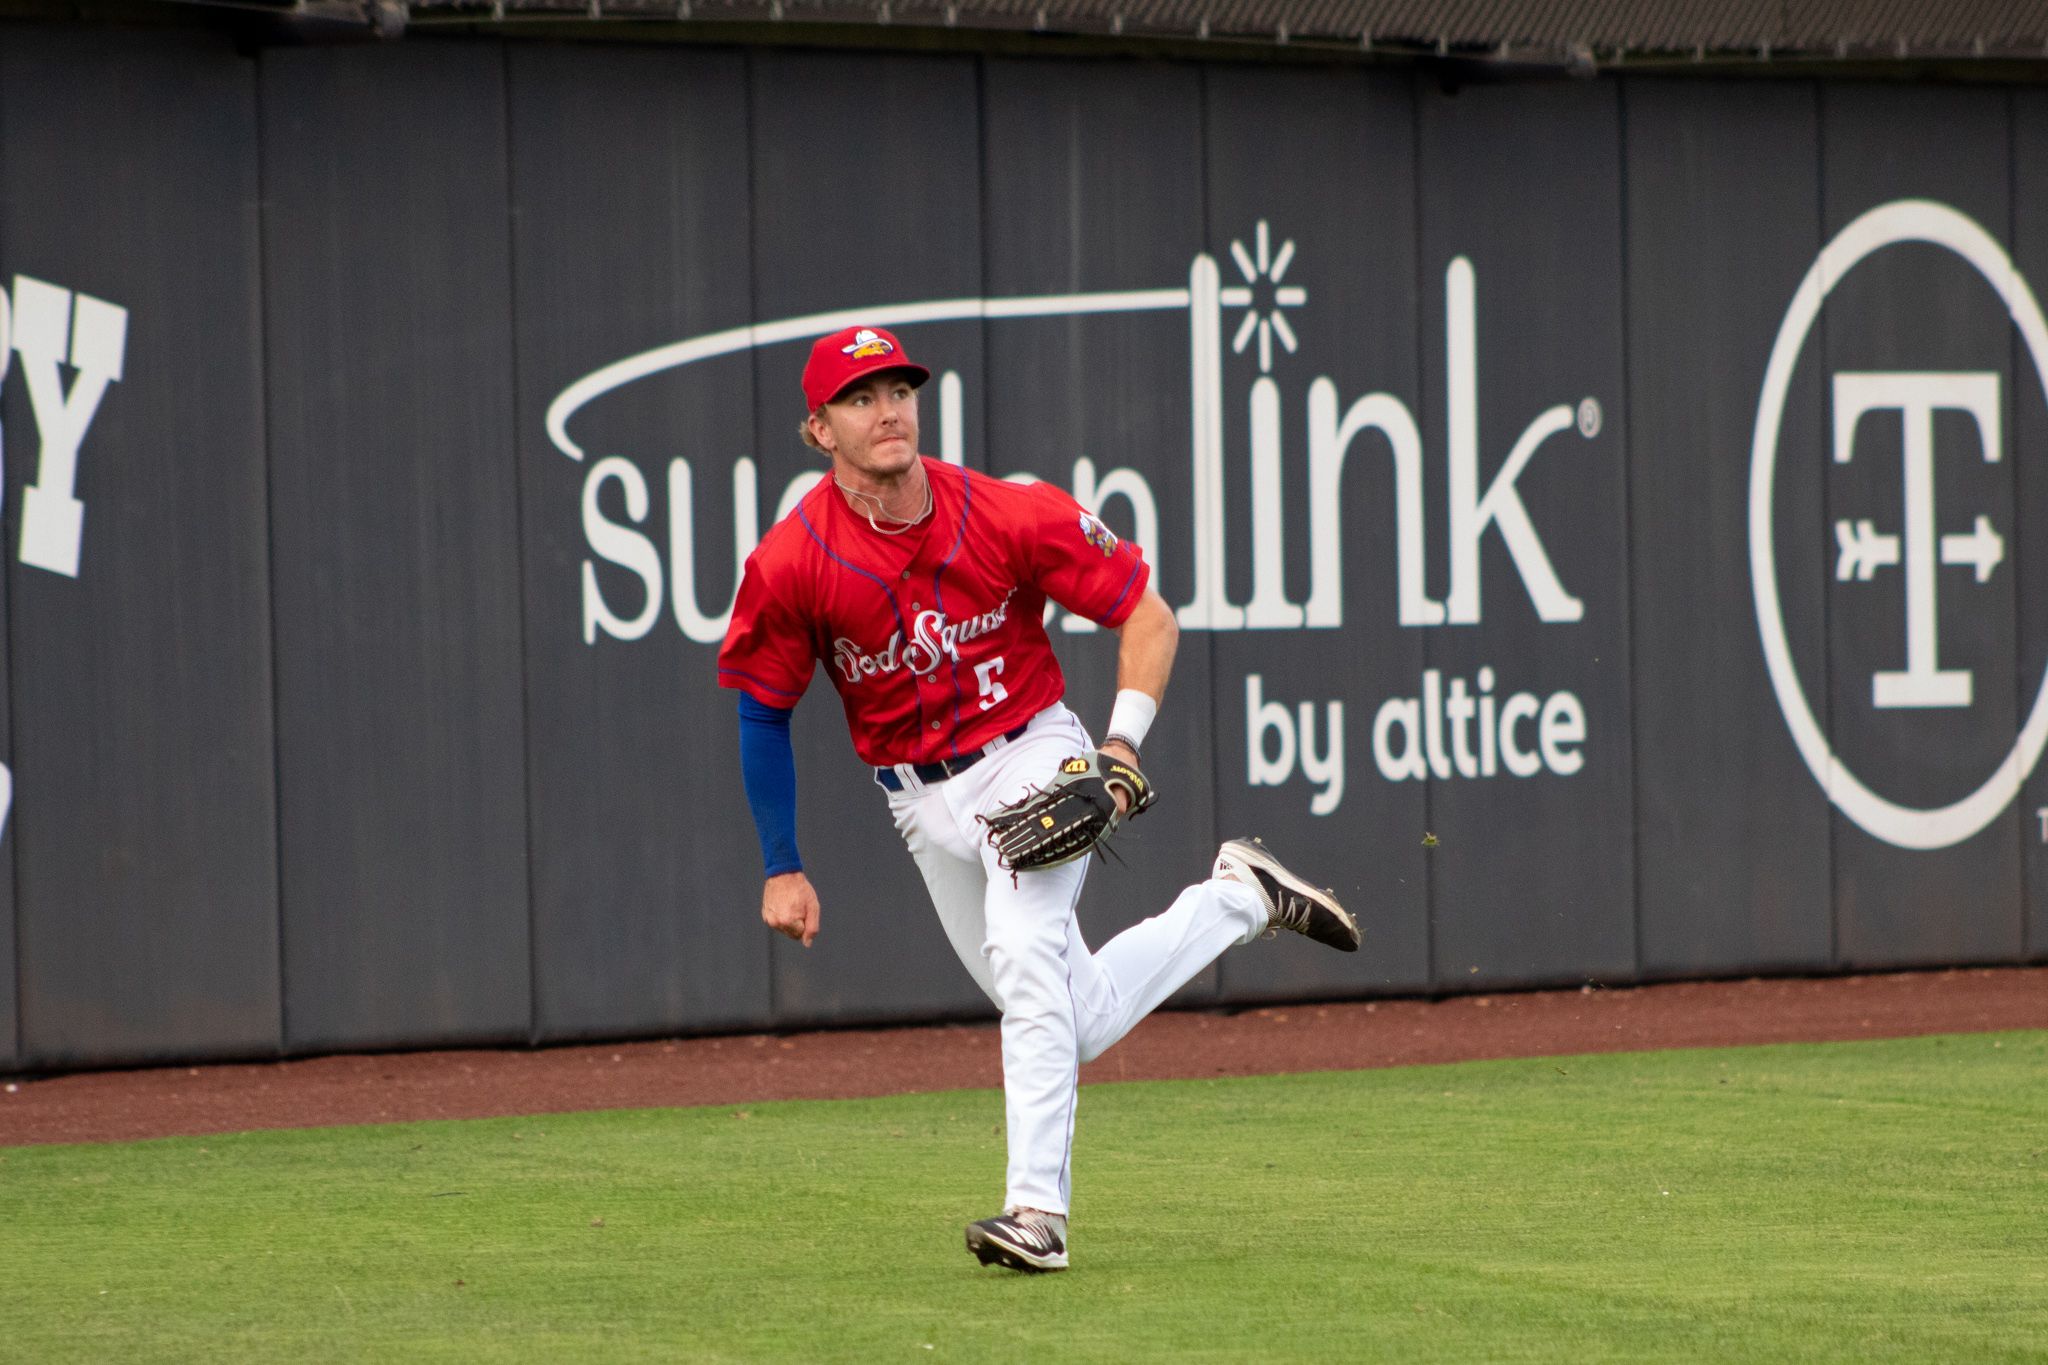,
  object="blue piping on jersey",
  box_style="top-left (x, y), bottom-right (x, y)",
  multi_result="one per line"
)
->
top-left (932, 463), bottom-right (974, 759)
top-left (795, 499), bottom-right (928, 745)
top-left (1103, 556), bottom-right (1144, 625)
top-left (718, 666), bottom-right (804, 701)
